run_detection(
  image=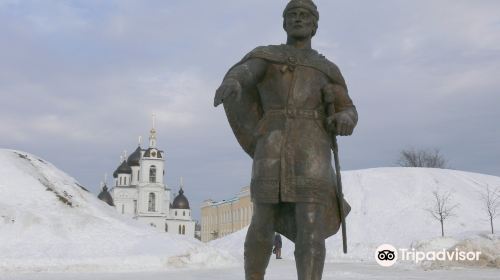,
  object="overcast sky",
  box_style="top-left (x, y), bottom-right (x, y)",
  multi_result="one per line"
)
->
top-left (1, 0), bottom-right (499, 220)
